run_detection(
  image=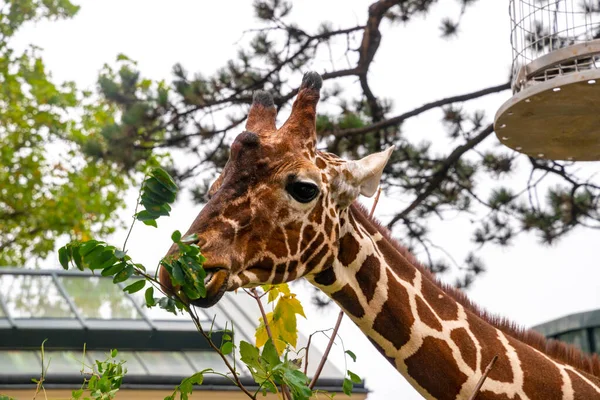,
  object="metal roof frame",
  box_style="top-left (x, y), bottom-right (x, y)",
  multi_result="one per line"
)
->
top-left (0, 268), bottom-right (223, 351)
top-left (0, 268), bottom-right (364, 393)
